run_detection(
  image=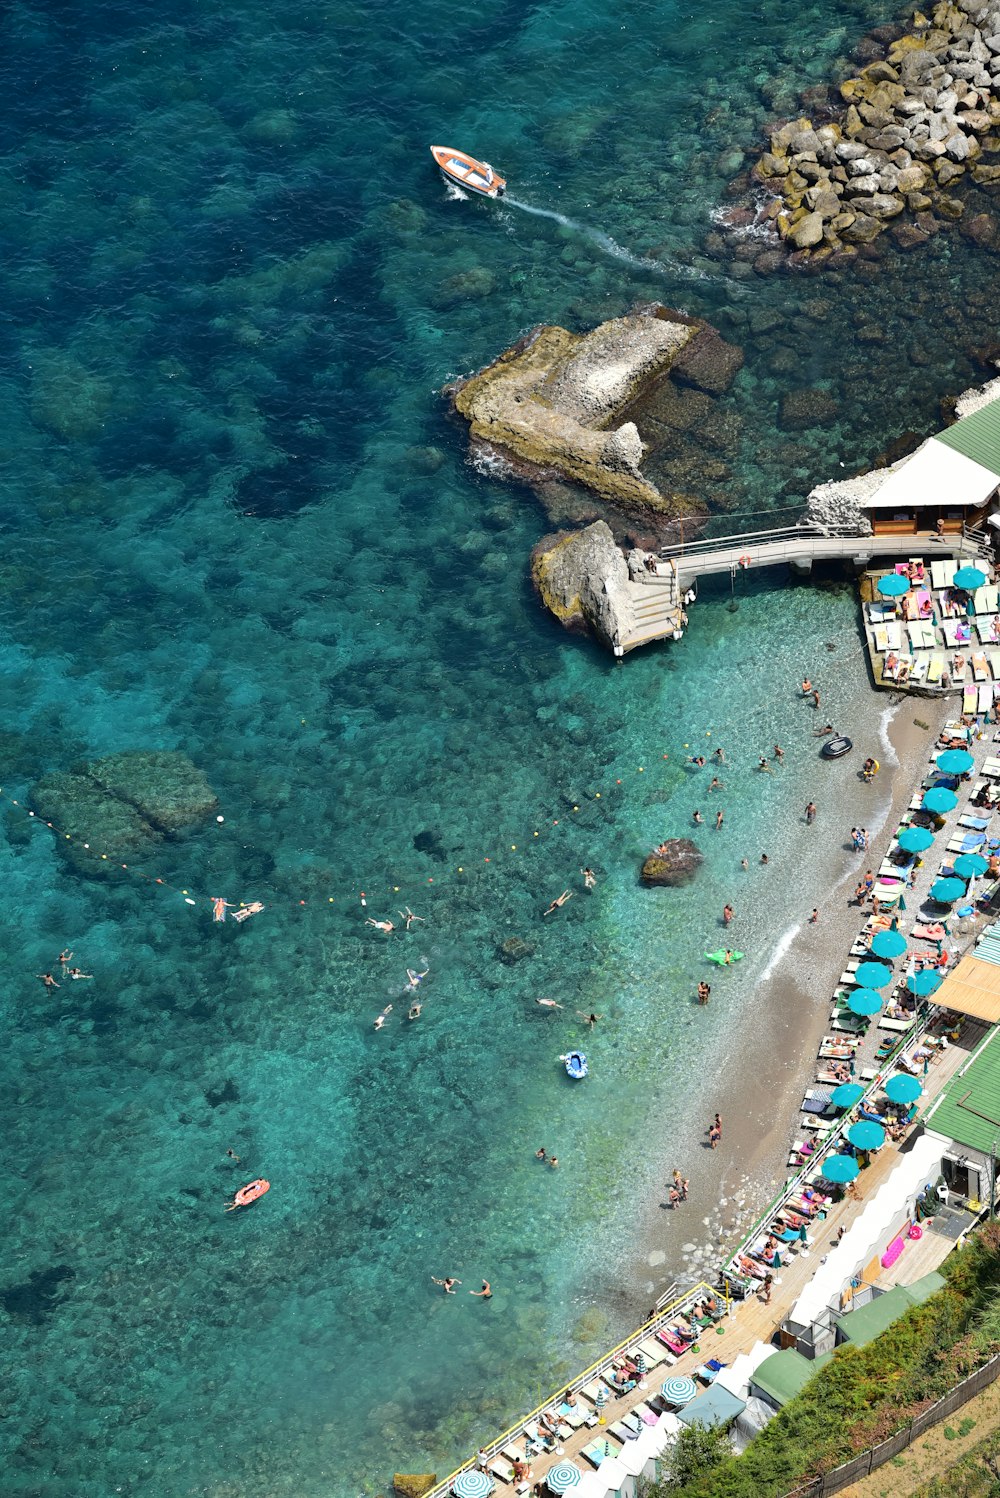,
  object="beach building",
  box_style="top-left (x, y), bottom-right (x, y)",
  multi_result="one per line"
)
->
top-left (924, 1008), bottom-right (1000, 1210)
top-left (860, 396), bottom-right (1000, 540)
